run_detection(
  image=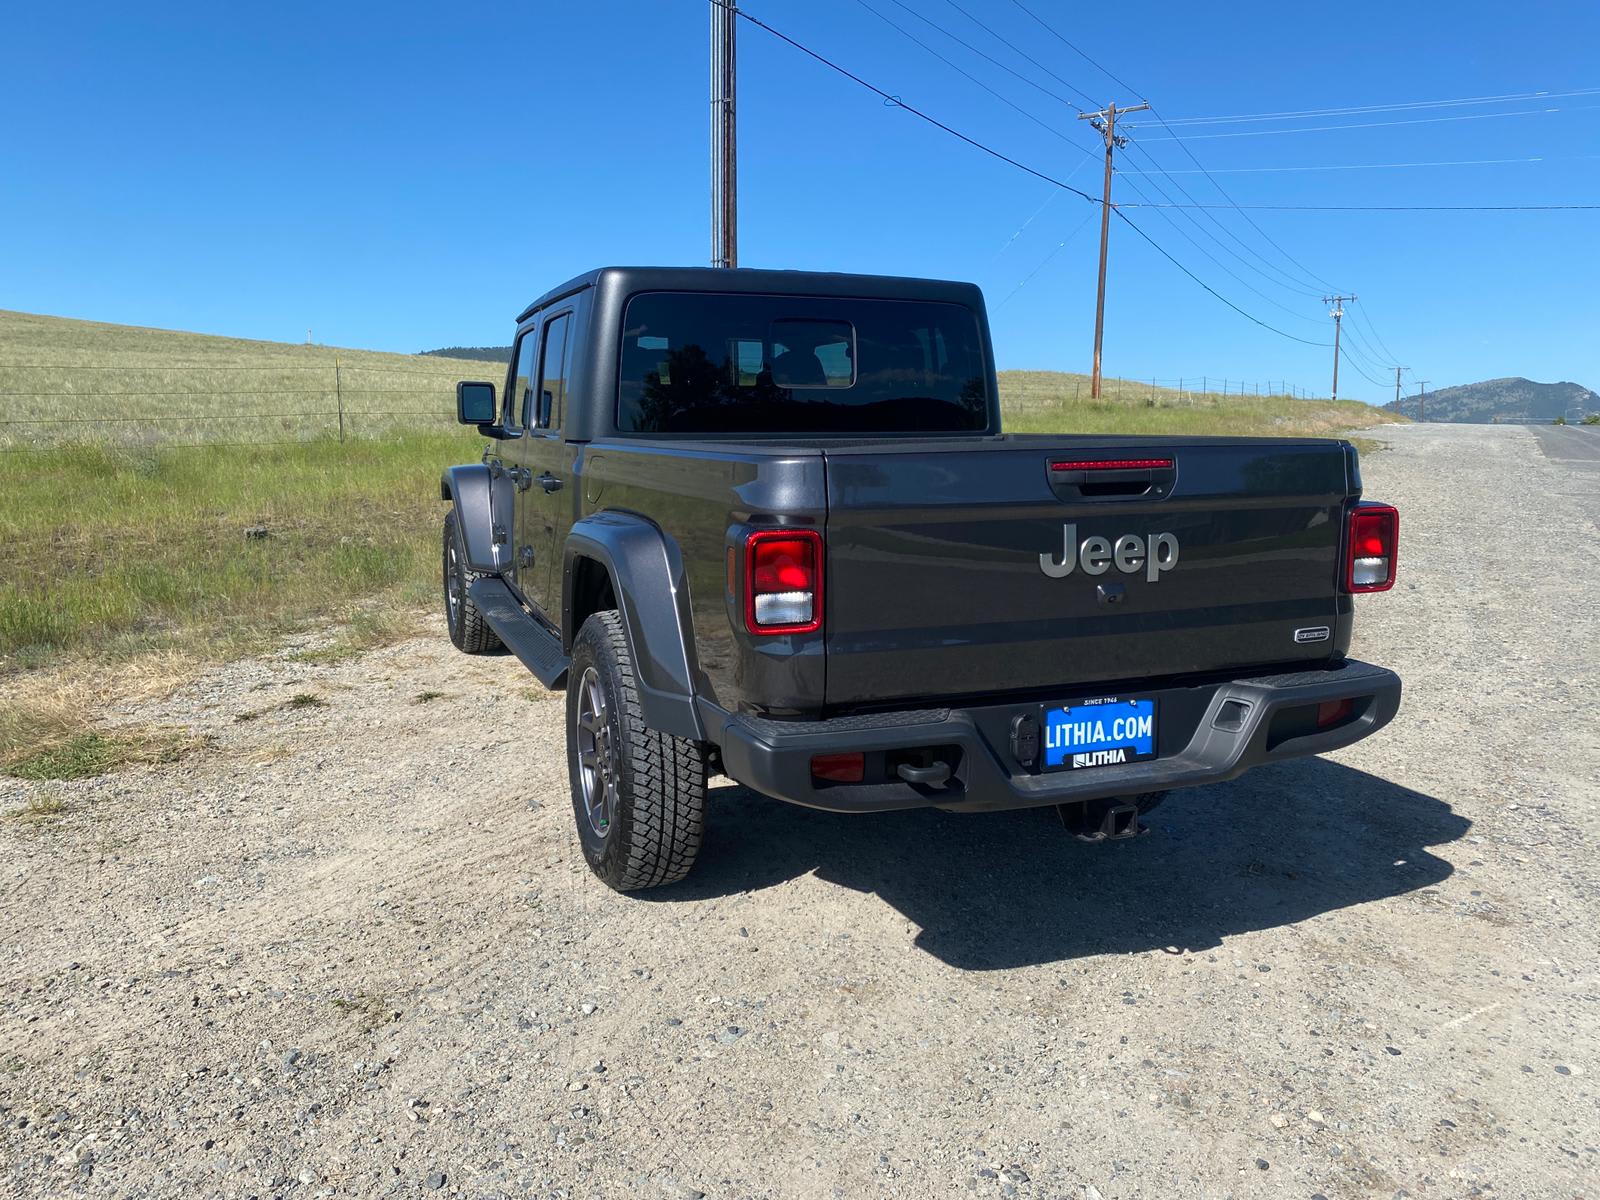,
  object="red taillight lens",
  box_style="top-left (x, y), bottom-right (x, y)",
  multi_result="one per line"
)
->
top-left (1316, 698), bottom-right (1355, 728)
top-left (745, 529), bottom-right (822, 635)
top-left (810, 752), bottom-right (864, 783)
top-left (1344, 503), bottom-right (1398, 593)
